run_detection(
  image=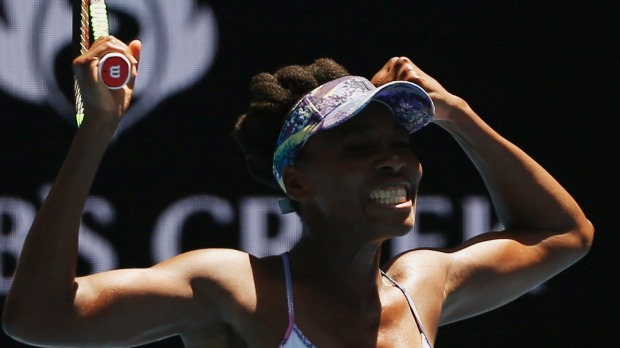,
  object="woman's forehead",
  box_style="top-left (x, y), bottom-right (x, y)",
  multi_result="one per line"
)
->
top-left (324, 104), bottom-right (406, 137)
top-left (303, 107), bottom-right (407, 153)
